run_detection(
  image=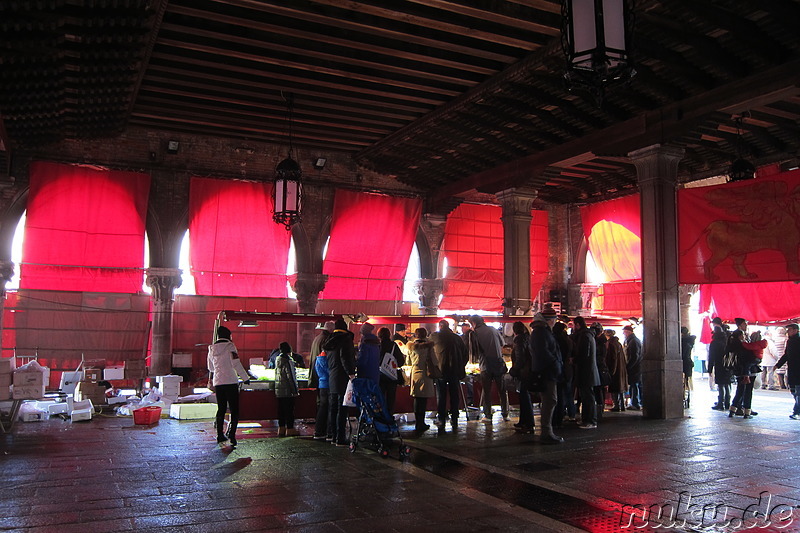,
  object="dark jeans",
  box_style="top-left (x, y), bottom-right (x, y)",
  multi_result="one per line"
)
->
top-left (215, 383), bottom-right (239, 438)
top-left (436, 377), bottom-right (461, 422)
top-left (380, 381), bottom-right (397, 415)
top-left (480, 370), bottom-right (508, 418)
top-left (517, 381), bottom-right (535, 428)
top-left (793, 385), bottom-right (800, 416)
top-left (314, 388), bottom-right (329, 437)
top-left (328, 392), bottom-right (349, 444)
top-left (629, 381), bottom-right (642, 408)
top-left (413, 396), bottom-right (429, 429)
top-left (578, 385), bottom-right (597, 425)
top-left (277, 396), bottom-right (295, 428)
top-left (731, 378), bottom-right (754, 410)
top-left (716, 383), bottom-right (731, 409)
